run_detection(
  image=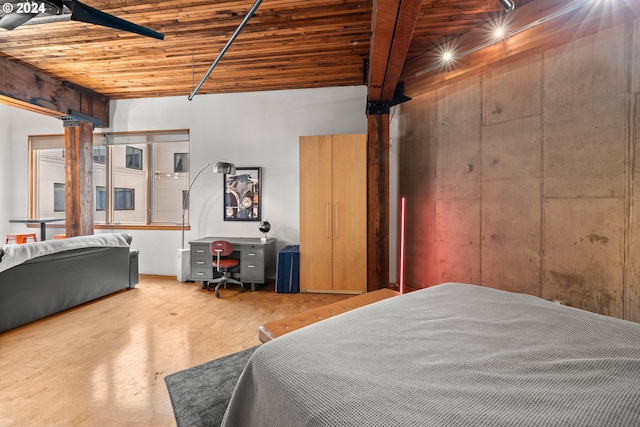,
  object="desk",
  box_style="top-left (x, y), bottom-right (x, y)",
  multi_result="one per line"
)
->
top-left (9, 218), bottom-right (65, 241)
top-left (189, 237), bottom-right (277, 291)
